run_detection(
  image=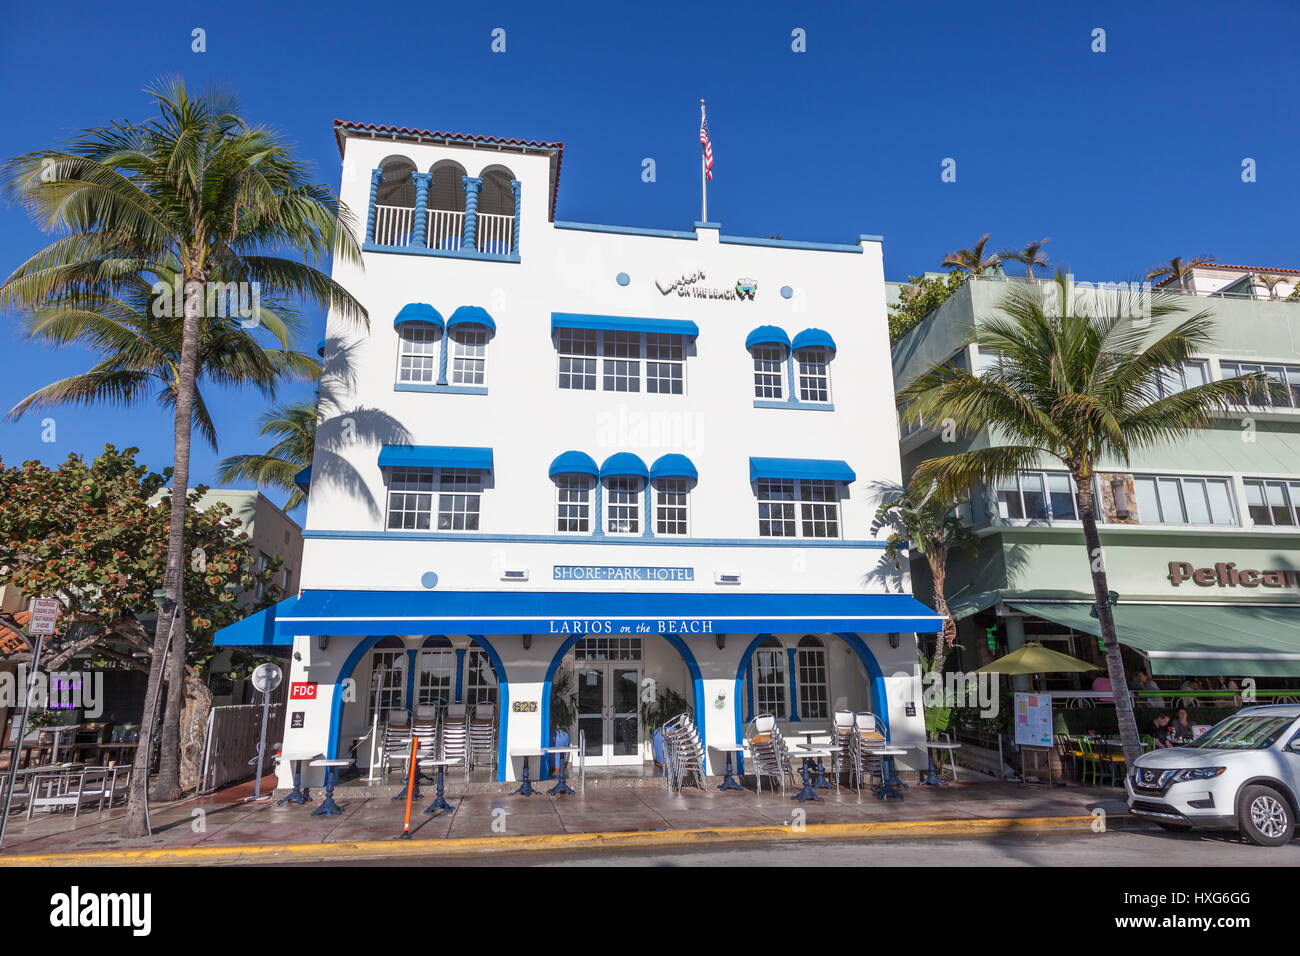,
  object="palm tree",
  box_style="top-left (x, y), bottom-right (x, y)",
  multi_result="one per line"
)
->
top-left (941, 234), bottom-right (997, 275)
top-left (1, 78), bottom-right (367, 837)
top-left (1254, 274), bottom-right (1289, 301)
top-left (217, 399), bottom-right (317, 510)
top-left (999, 238), bottom-right (1051, 279)
top-left (898, 272), bottom-right (1266, 765)
top-left (1145, 255), bottom-right (1216, 292)
top-left (874, 483), bottom-right (979, 675)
